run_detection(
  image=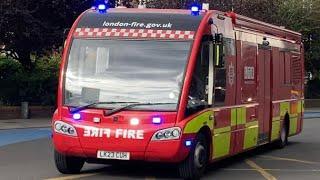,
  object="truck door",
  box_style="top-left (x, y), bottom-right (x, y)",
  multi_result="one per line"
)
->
top-left (257, 45), bottom-right (272, 144)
